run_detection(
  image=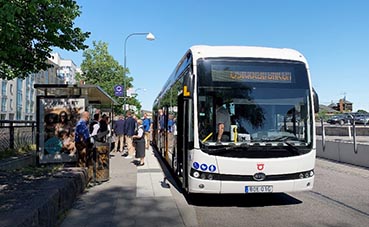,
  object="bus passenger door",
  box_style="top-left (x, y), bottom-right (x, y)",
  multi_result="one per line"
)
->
top-left (177, 94), bottom-right (189, 190)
